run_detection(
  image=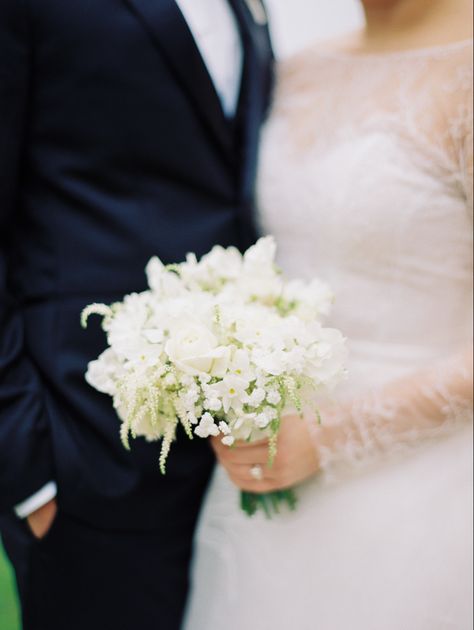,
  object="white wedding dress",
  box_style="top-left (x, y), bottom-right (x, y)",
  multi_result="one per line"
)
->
top-left (185, 40), bottom-right (473, 630)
